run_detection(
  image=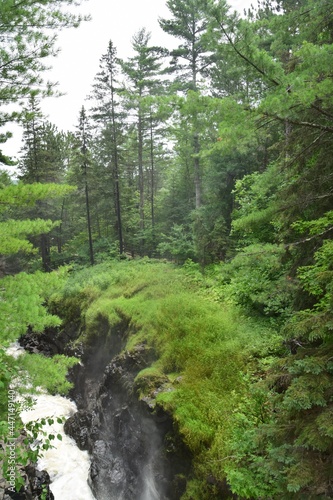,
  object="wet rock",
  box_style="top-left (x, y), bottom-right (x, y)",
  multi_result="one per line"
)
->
top-left (3, 465), bottom-right (54, 500)
top-left (100, 345), bottom-right (152, 392)
top-left (88, 440), bottom-right (127, 500)
top-left (19, 324), bottom-right (80, 358)
top-left (64, 409), bottom-right (98, 451)
top-left (80, 345), bottom-right (192, 500)
top-left (19, 324), bottom-right (193, 499)
top-left (25, 467), bottom-right (54, 500)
